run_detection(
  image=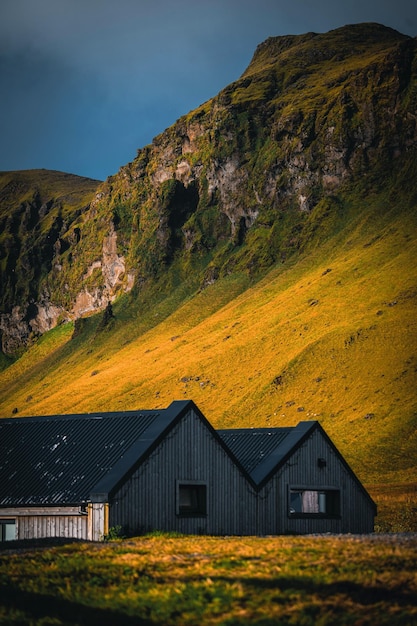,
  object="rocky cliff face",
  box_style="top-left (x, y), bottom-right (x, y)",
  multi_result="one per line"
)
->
top-left (0, 170), bottom-right (100, 353)
top-left (89, 23), bottom-right (416, 281)
top-left (1, 23), bottom-right (416, 354)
